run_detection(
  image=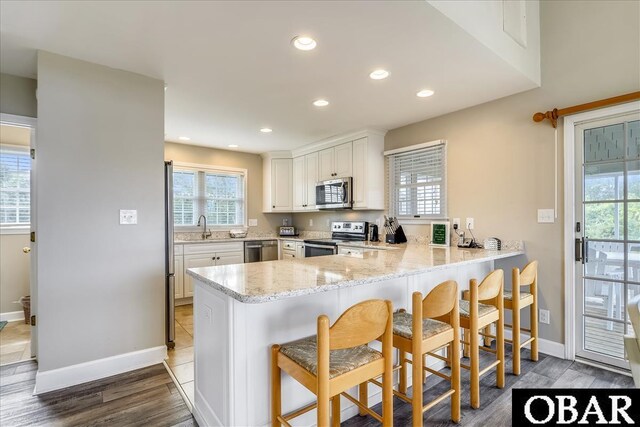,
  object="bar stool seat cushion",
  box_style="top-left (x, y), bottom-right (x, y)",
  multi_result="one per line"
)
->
top-left (459, 300), bottom-right (497, 318)
top-left (392, 311), bottom-right (453, 340)
top-left (503, 291), bottom-right (533, 300)
top-left (279, 336), bottom-right (382, 378)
